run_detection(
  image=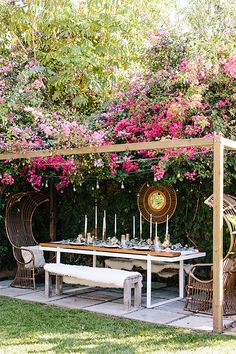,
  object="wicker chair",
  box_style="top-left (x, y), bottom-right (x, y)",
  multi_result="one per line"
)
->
top-left (185, 194), bottom-right (236, 315)
top-left (5, 192), bottom-right (49, 289)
